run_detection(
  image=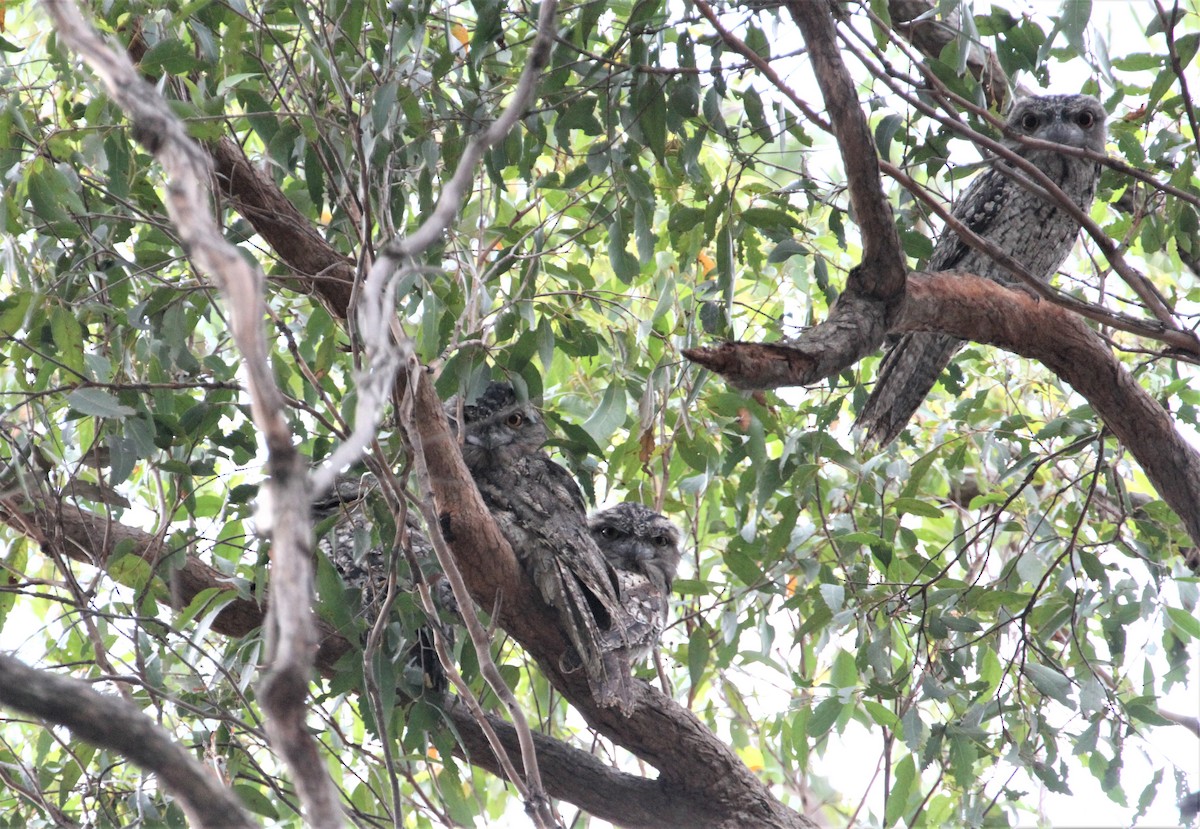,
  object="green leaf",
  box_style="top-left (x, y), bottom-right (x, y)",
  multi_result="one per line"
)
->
top-left (687, 626), bottom-right (710, 690)
top-left (740, 207), bottom-right (802, 232)
top-left (632, 78), bottom-right (667, 162)
top-left (1165, 606), bottom-right (1200, 640)
top-left (67, 388), bottom-right (136, 418)
top-left (862, 700), bottom-right (899, 729)
top-left (829, 649), bottom-right (857, 689)
top-left (767, 239), bottom-right (807, 263)
top-left (1023, 663), bottom-right (1073, 707)
top-left (668, 205), bottom-right (706, 234)
top-left (892, 497), bottom-right (944, 520)
top-left (807, 697), bottom-right (843, 739)
top-left (26, 162), bottom-right (82, 235)
top-left (581, 383), bottom-right (627, 445)
top-left (140, 39), bottom-right (200, 75)
top-left (947, 732), bottom-right (978, 785)
top-left (234, 784), bottom-right (280, 819)
top-left (884, 754), bottom-right (915, 826)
